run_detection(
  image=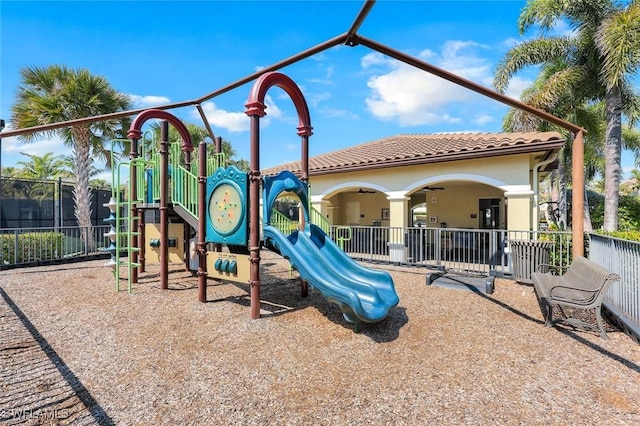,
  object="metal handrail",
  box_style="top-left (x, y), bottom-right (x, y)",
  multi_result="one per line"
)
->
top-left (310, 207), bottom-right (330, 234)
top-left (270, 210), bottom-right (298, 235)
